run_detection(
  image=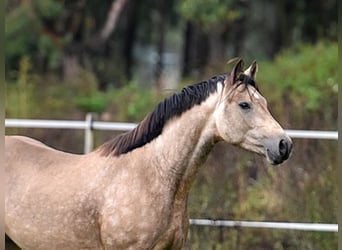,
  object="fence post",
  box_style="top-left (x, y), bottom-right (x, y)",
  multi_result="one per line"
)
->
top-left (84, 113), bottom-right (94, 154)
